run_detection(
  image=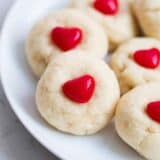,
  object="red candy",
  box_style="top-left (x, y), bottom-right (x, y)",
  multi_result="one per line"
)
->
top-left (133, 48), bottom-right (160, 69)
top-left (94, 0), bottom-right (118, 15)
top-left (62, 75), bottom-right (95, 103)
top-left (146, 101), bottom-right (160, 123)
top-left (50, 27), bottom-right (82, 51)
